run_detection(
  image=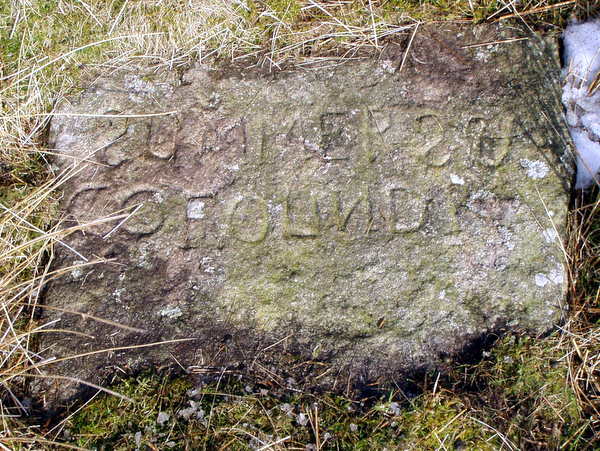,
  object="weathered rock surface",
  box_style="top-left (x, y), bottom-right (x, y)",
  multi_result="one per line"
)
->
top-left (41, 24), bottom-right (573, 404)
